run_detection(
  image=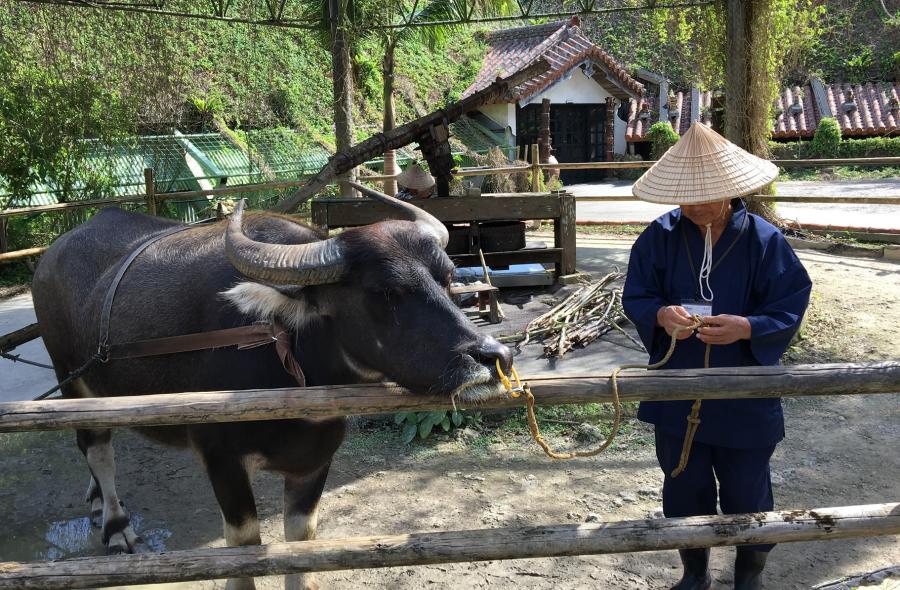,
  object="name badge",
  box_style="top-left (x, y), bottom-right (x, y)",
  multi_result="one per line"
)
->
top-left (681, 300), bottom-right (712, 318)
